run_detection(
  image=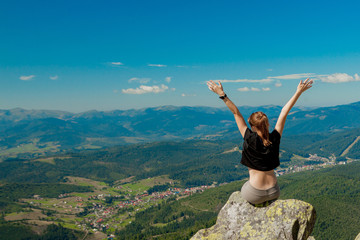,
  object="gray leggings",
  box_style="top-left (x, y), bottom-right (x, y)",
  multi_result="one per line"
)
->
top-left (241, 181), bottom-right (280, 205)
